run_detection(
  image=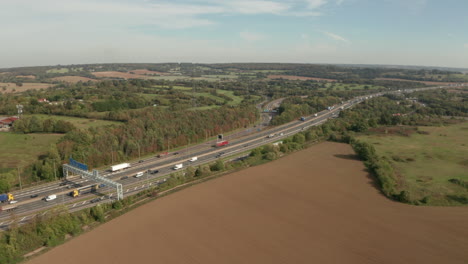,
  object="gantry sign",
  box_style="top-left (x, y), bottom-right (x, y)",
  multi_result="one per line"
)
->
top-left (63, 158), bottom-right (124, 200)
